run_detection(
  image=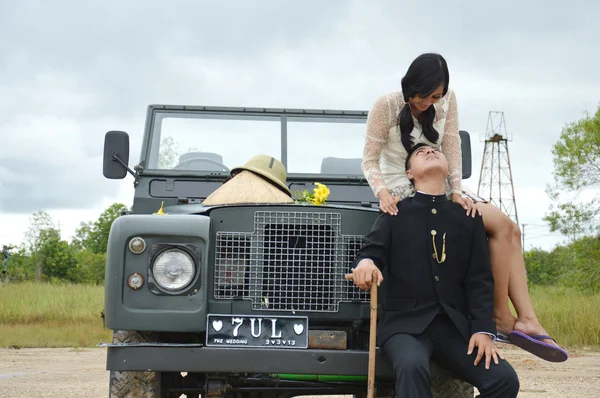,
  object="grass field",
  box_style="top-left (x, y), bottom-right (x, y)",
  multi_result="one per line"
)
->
top-left (0, 282), bottom-right (110, 348)
top-left (518, 285), bottom-right (600, 349)
top-left (0, 281), bottom-right (598, 349)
